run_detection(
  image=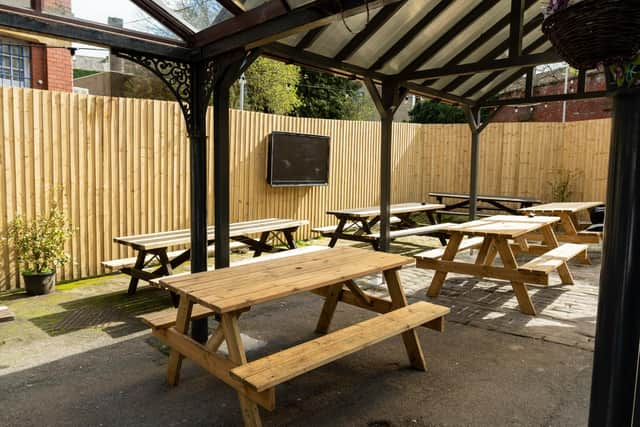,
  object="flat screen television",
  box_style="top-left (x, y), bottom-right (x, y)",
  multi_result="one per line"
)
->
top-left (267, 131), bottom-right (330, 187)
